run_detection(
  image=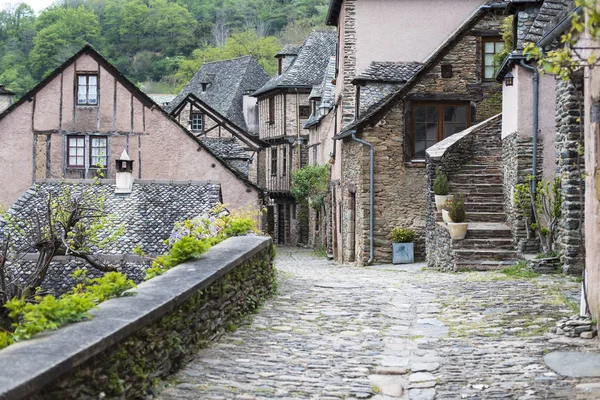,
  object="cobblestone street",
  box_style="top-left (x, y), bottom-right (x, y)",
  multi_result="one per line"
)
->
top-left (157, 247), bottom-right (600, 399)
